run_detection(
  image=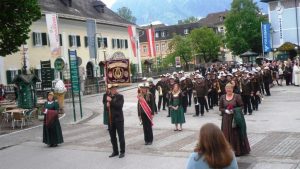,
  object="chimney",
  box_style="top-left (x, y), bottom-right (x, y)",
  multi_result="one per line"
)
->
top-left (92, 0), bottom-right (106, 13)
